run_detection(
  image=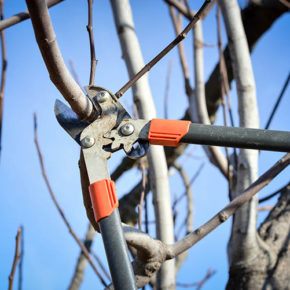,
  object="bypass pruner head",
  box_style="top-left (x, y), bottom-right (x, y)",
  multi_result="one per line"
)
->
top-left (54, 86), bottom-right (149, 159)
